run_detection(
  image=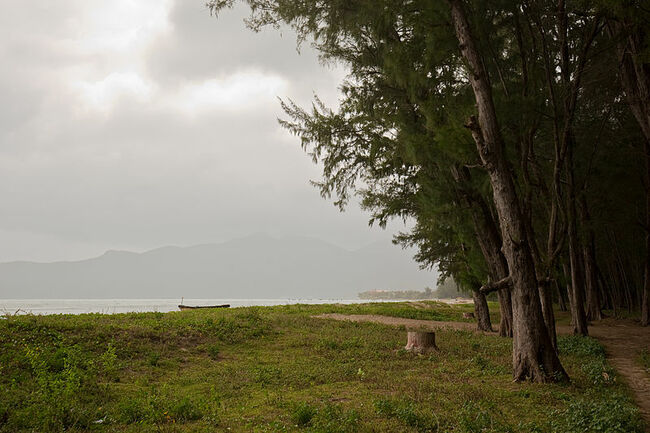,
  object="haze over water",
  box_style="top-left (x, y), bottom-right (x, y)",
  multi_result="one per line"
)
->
top-left (0, 298), bottom-right (393, 316)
